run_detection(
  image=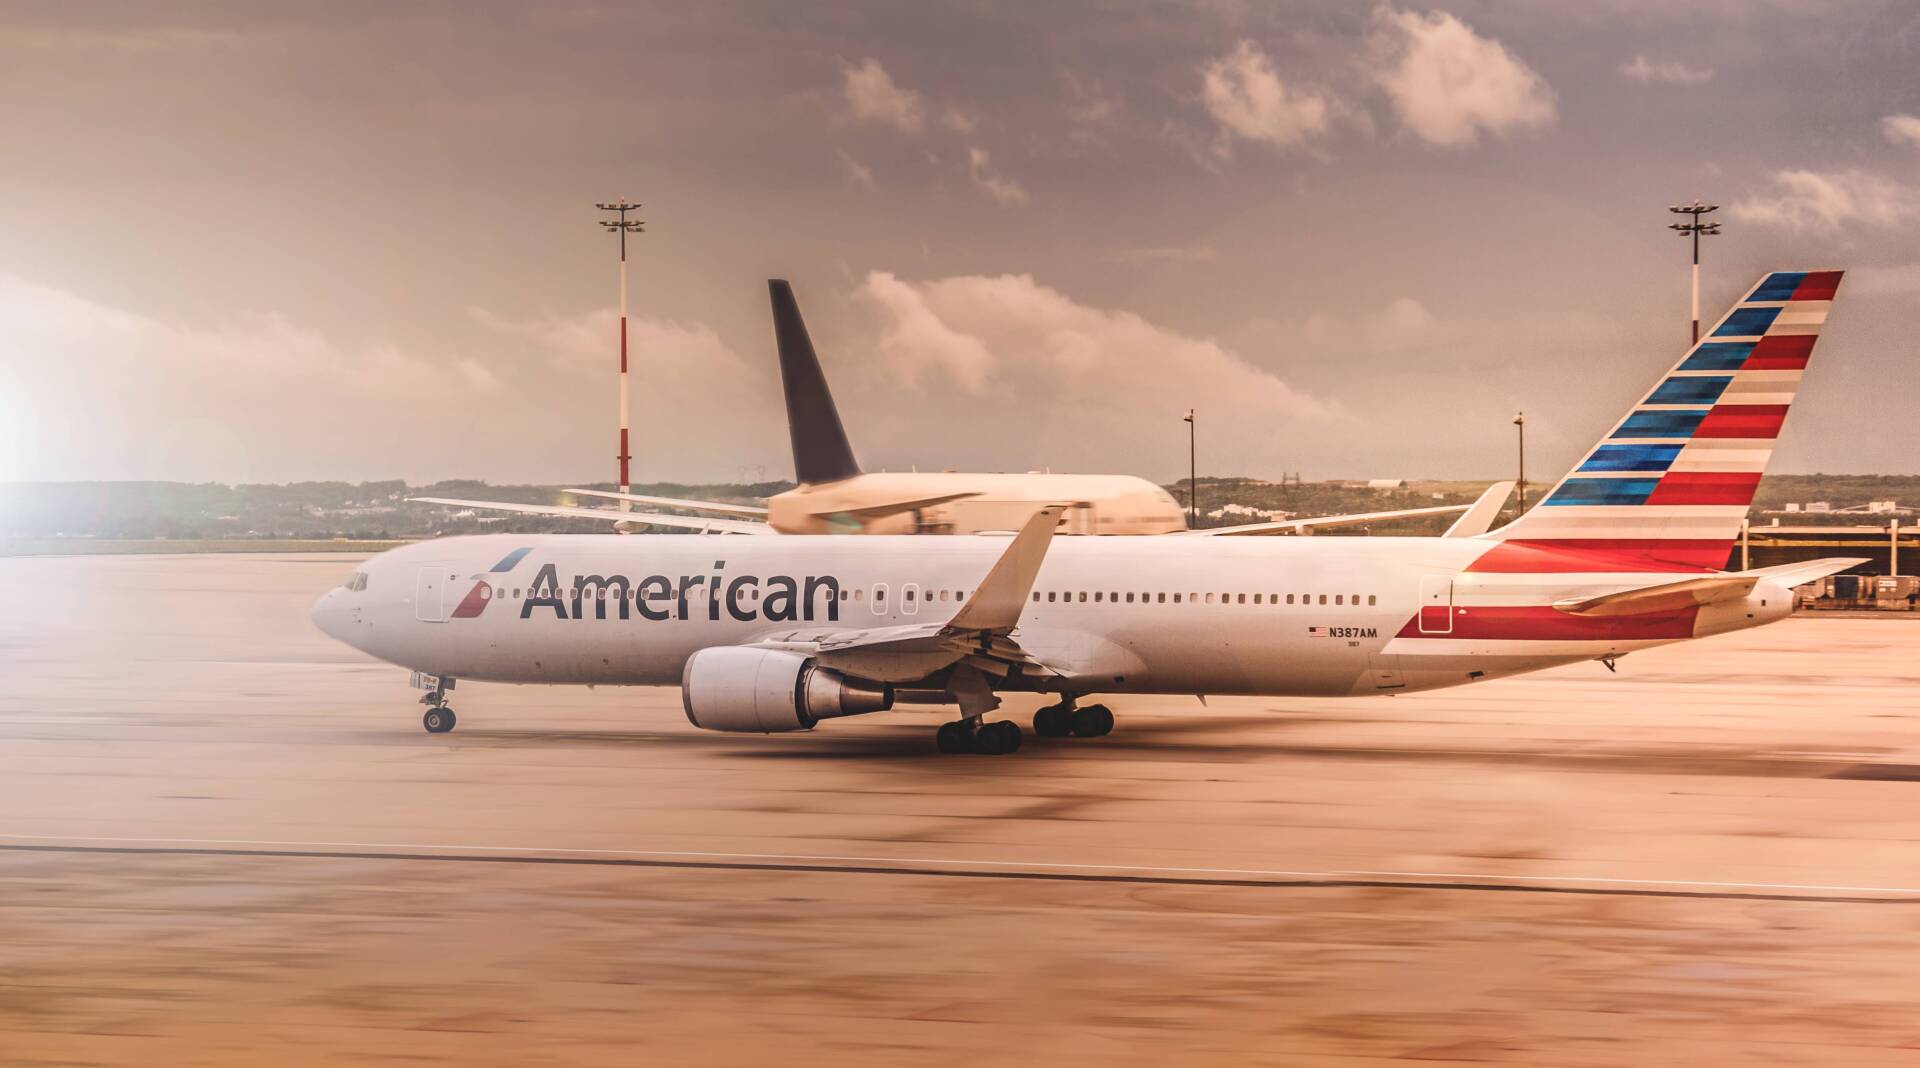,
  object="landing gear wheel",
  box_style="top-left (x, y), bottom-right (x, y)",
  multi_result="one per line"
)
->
top-left (1070, 704), bottom-right (1113, 738)
top-left (1032, 705), bottom-right (1073, 738)
top-left (423, 707), bottom-right (456, 734)
top-left (935, 720), bottom-right (975, 754)
top-left (974, 720), bottom-right (1023, 755)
